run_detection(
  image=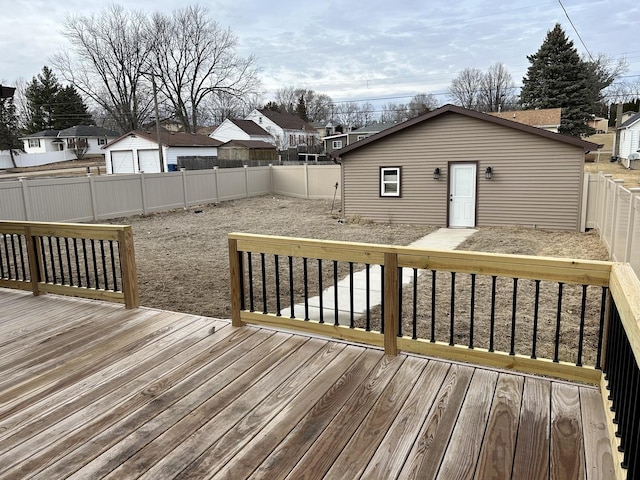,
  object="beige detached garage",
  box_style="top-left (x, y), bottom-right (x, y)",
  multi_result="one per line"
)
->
top-left (333, 105), bottom-right (600, 231)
